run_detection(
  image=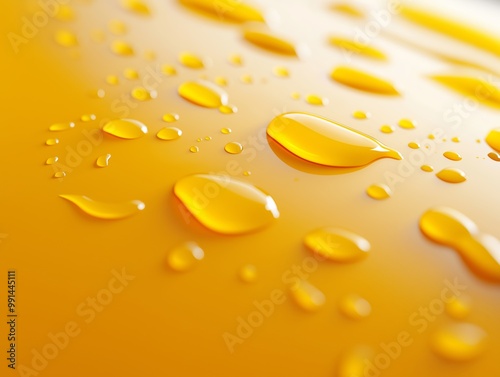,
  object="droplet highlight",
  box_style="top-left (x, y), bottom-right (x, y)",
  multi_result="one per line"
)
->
top-left (167, 242), bottom-right (204, 272)
top-left (366, 183), bottom-right (392, 200)
top-left (436, 168), bottom-right (466, 183)
top-left (431, 323), bottom-right (487, 361)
